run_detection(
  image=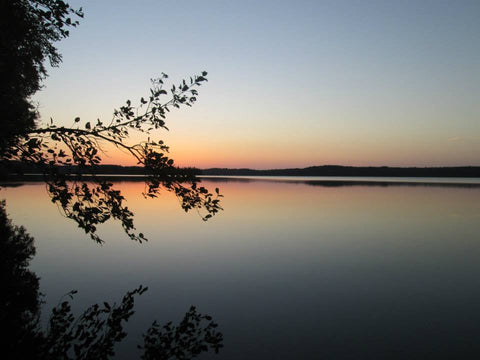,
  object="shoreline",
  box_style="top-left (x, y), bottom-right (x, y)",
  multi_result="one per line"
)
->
top-left (2, 173), bottom-right (480, 188)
